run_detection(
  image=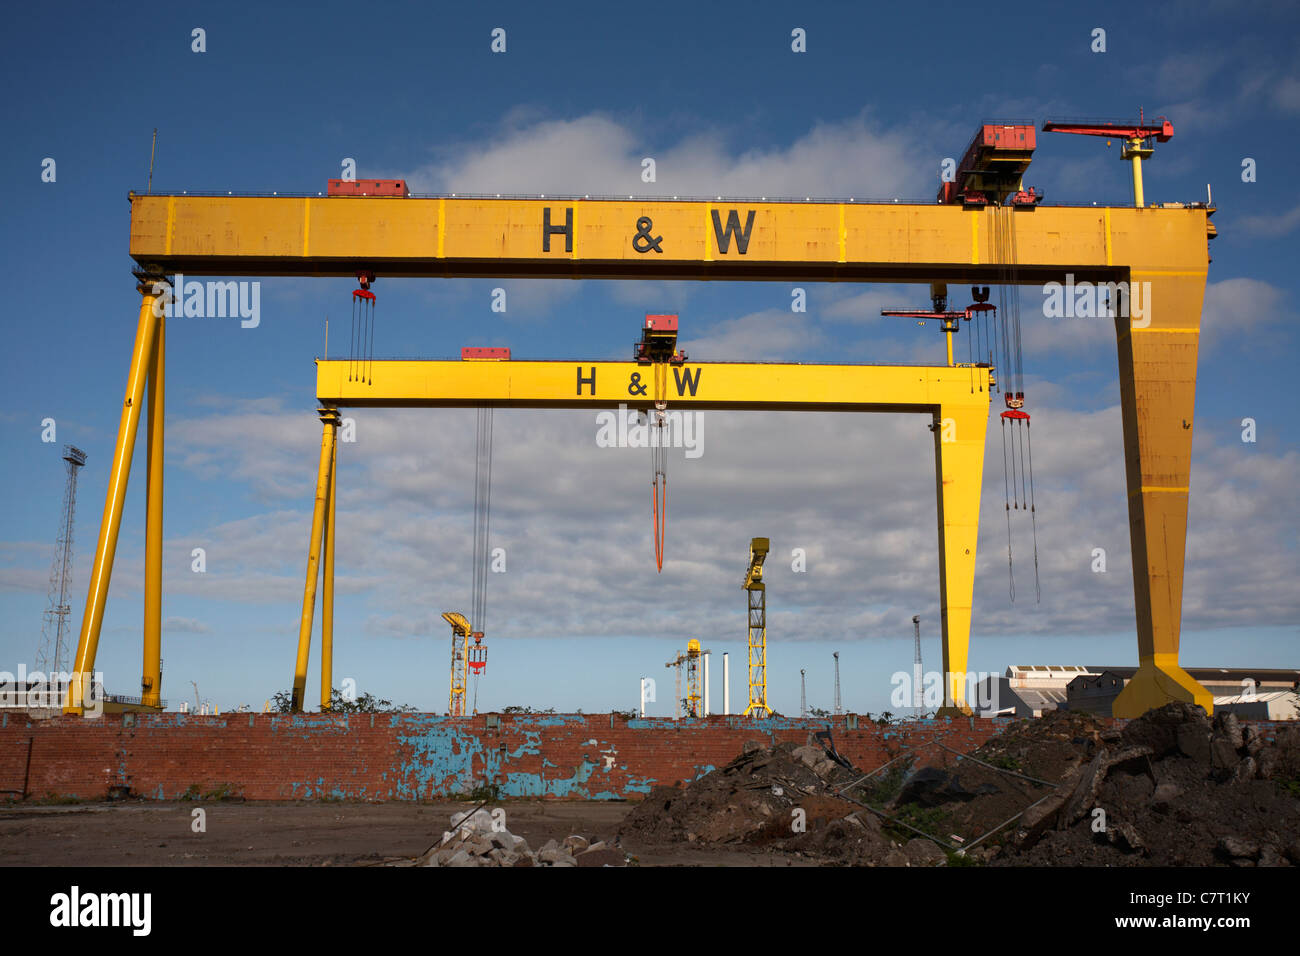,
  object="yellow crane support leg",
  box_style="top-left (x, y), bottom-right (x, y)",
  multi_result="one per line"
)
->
top-left (291, 407), bottom-right (340, 712)
top-left (65, 284), bottom-right (163, 713)
top-left (934, 401), bottom-right (989, 715)
top-left (142, 311), bottom-right (165, 708)
top-left (320, 435), bottom-right (337, 711)
top-left (1111, 274), bottom-right (1213, 717)
top-left (1128, 140), bottom-right (1146, 208)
